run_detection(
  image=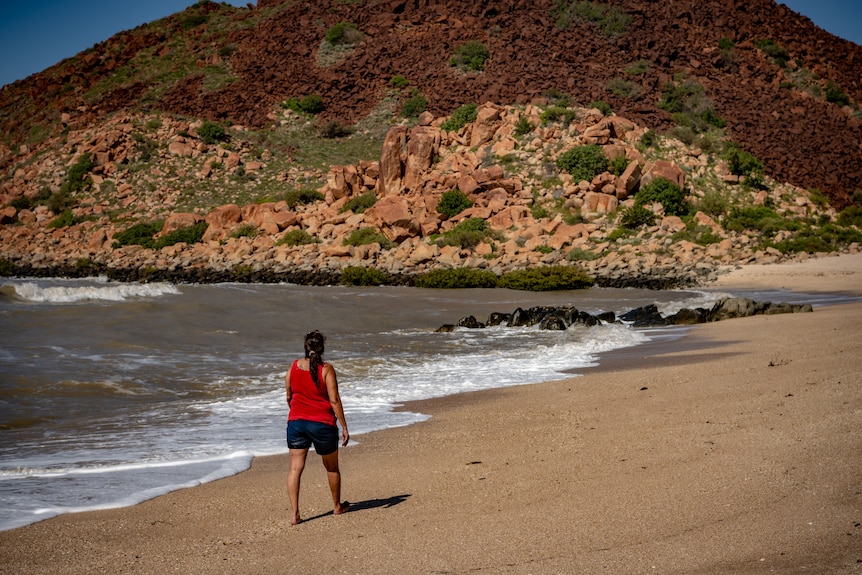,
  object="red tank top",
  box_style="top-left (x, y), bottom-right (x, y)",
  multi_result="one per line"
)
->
top-left (287, 360), bottom-right (336, 426)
